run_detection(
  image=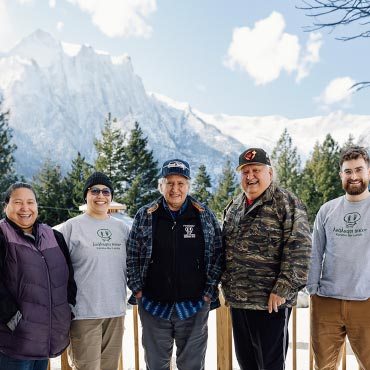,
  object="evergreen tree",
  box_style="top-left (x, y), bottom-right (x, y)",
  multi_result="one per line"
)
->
top-left (271, 129), bottom-right (302, 196)
top-left (191, 164), bottom-right (212, 205)
top-left (210, 159), bottom-right (238, 219)
top-left (33, 160), bottom-right (69, 226)
top-left (122, 122), bottom-right (159, 217)
top-left (299, 134), bottom-right (343, 224)
top-left (341, 134), bottom-right (356, 150)
top-left (0, 102), bottom-right (18, 193)
top-left (94, 113), bottom-right (126, 199)
top-left (64, 152), bottom-right (93, 217)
